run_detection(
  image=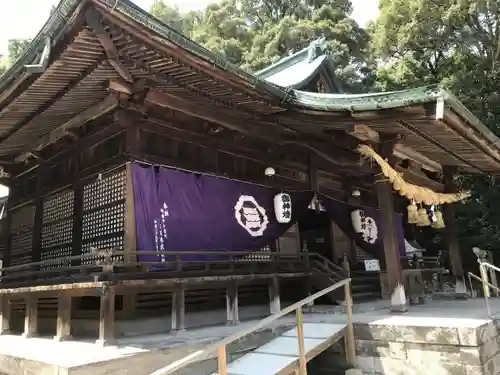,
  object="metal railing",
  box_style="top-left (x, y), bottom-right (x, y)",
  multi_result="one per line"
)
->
top-left (149, 278), bottom-right (355, 375)
top-left (470, 261), bottom-right (500, 317)
top-left (468, 261), bottom-right (500, 318)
